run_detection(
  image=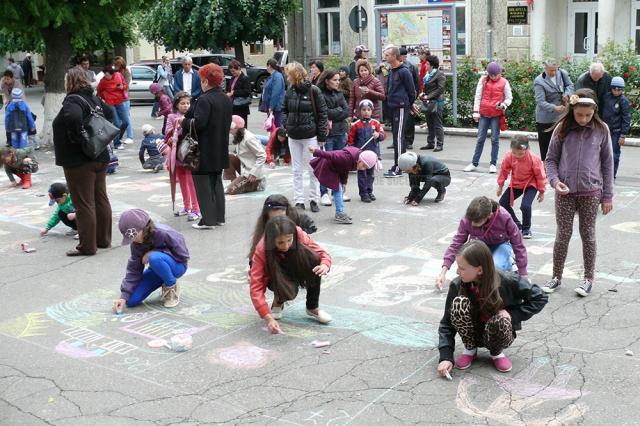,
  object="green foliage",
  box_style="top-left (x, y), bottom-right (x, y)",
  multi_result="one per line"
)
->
top-left (323, 55), bottom-right (351, 70)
